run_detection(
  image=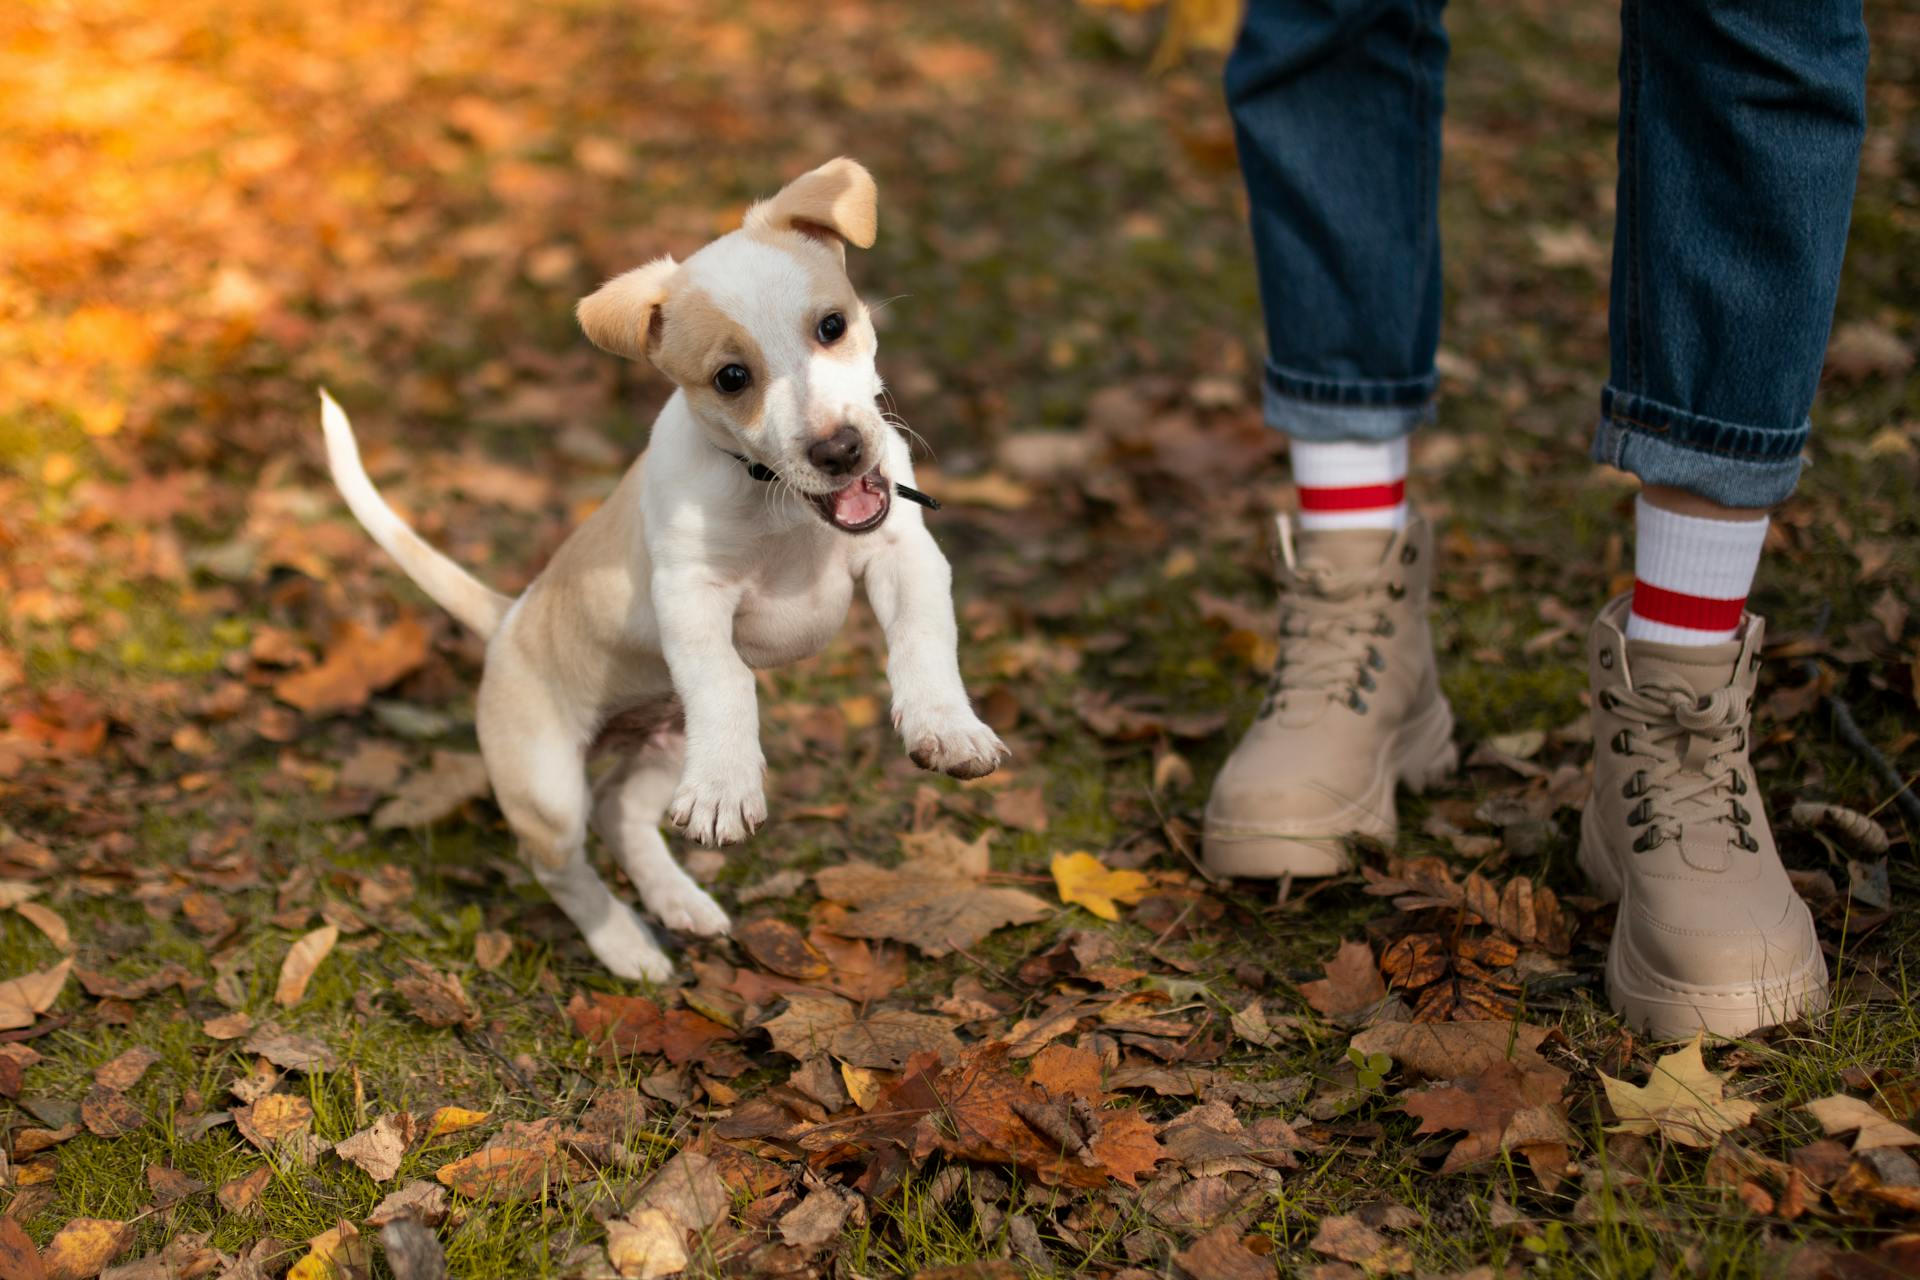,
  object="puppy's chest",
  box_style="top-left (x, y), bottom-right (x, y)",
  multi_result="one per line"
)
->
top-left (729, 554), bottom-right (855, 669)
